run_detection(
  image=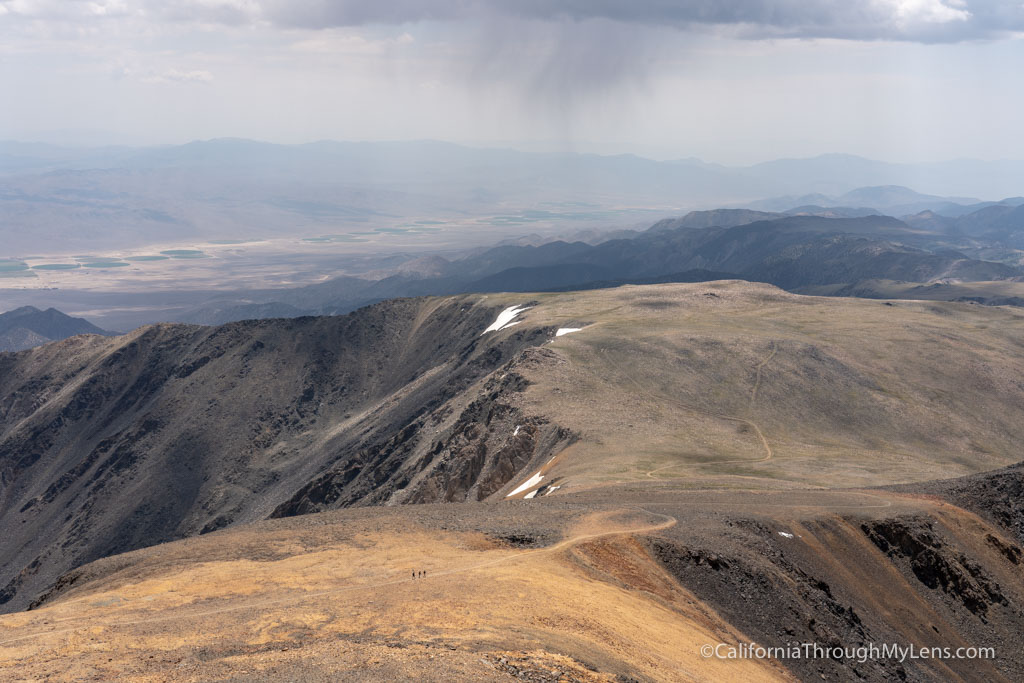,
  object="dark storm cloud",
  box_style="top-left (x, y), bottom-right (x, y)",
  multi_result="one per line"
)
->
top-left (456, 16), bottom-right (671, 126)
top-left (257, 0), bottom-right (1024, 43)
